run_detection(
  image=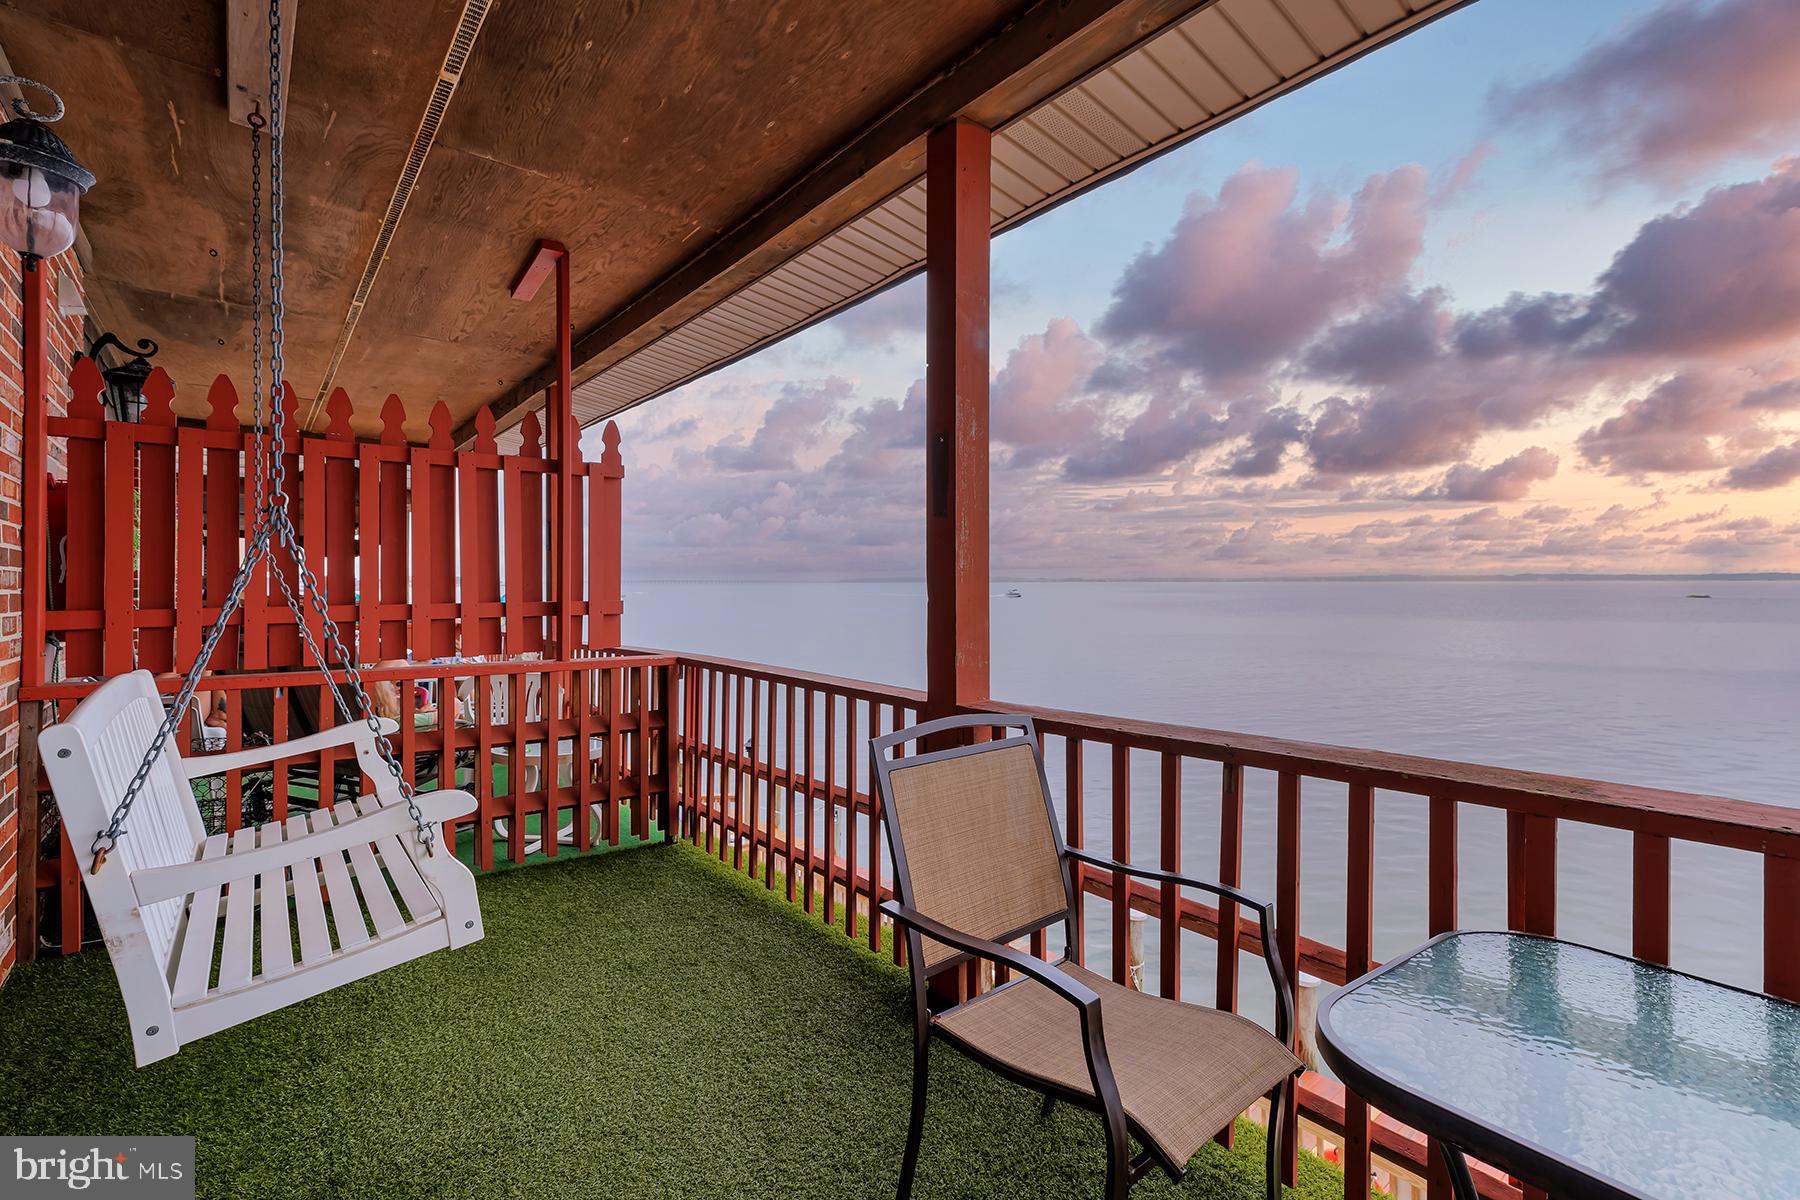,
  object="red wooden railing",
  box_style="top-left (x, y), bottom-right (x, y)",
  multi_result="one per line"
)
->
top-left (24, 655), bottom-right (671, 957)
top-left (666, 650), bottom-right (1800, 1200)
